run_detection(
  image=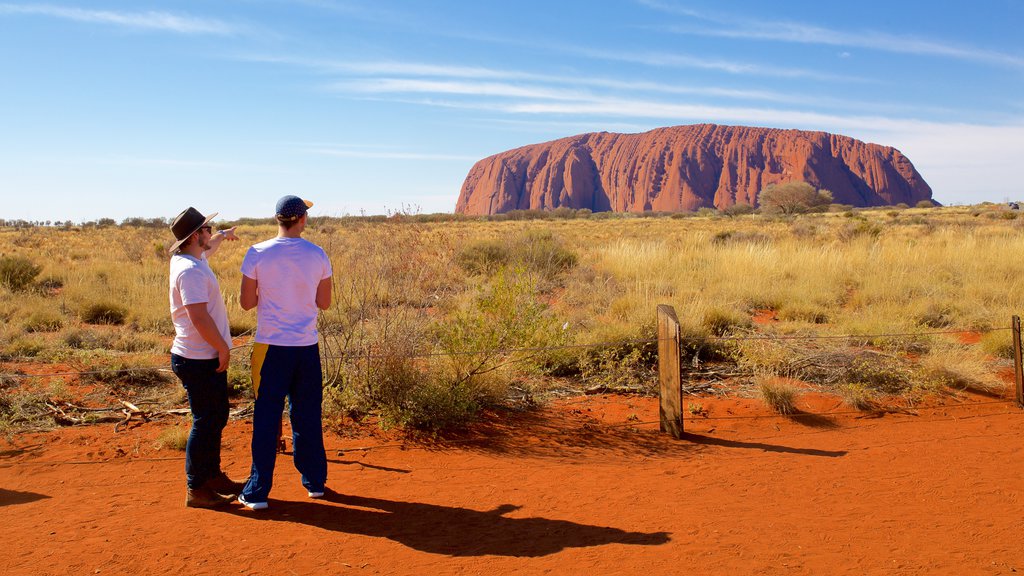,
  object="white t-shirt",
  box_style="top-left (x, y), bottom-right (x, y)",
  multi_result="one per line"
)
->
top-left (169, 253), bottom-right (232, 359)
top-left (240, 237), bottom-right (332, 347)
